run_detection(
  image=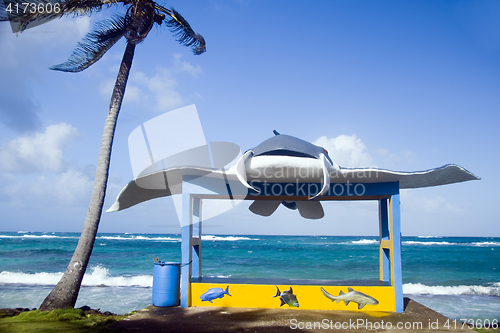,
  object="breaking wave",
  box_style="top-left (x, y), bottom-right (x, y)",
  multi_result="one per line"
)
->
top-left (403, 283), bottom-right (500, 296)
top-left (471, 241), bottom-right (500, 247)
top-left (201, 235), bottom-right (257, 241)
top-left (349, 239), bottom-right (378, 245)
top-left (403, 241), bottom-right (500, 247)
top-left (403, 241), bottom-right (455, 246)
top-left (97, 235), bottom-right (180, 242)
top-left (0, 234), bottom-right (78, 239)
top-left (0, 266), bottom-right (152, 288)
